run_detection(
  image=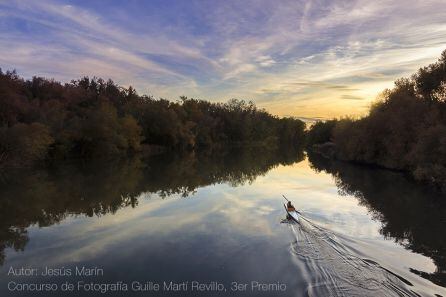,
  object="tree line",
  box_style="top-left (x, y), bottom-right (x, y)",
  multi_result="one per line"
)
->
top-left (306, 49), bottom-right (446, 190)
top-left (0, 70), bottom-right (305, 166)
